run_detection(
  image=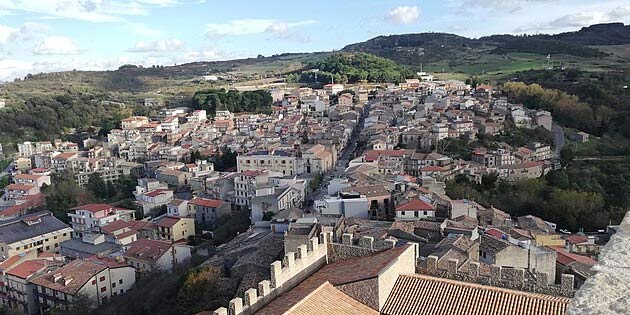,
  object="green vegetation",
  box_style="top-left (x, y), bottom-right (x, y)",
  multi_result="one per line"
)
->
top-left (45, 171), bottom-right (138, 222)
top-left (0, 92), bottom-right (133, 146)
top-left (211, 146), bottom-right (238, 171)
top-left (0, 175), bottom-right (9, 190)
top-left (212, 209), bottom-right (251, 245)
top-left (192, 88), bottom-right (272, 116)
top-left (447, 159), bottom-right (630, 231)
top-left (503, 82), bottom-right (600, 135)
top-left (289, 53), bottom-right (414, 84)
top-left (308, 173), bottom-right (324, 192)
